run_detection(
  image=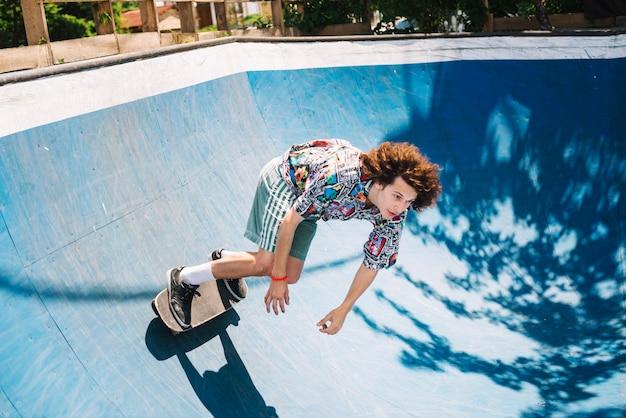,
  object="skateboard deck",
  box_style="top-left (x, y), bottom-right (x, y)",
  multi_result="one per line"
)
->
top-left (152, 278), bottom-right (246, 335)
